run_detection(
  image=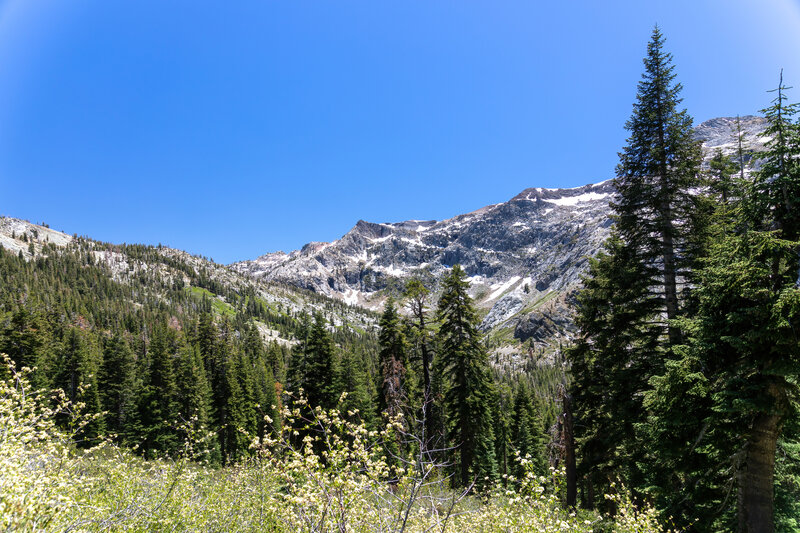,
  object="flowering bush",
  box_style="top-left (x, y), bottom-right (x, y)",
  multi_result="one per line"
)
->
top-left (1, 358), bottom-right (671, 532)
